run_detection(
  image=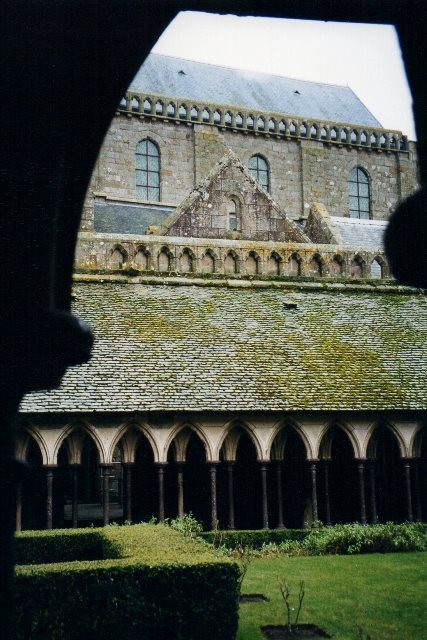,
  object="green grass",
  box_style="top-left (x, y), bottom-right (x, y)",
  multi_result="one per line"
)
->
top-left (237, 552), bottom-right (427, 640)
